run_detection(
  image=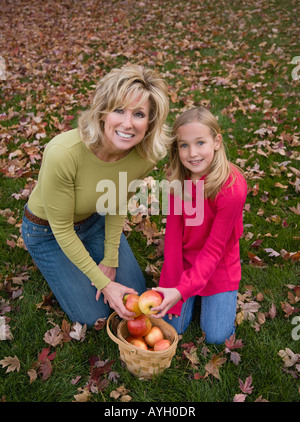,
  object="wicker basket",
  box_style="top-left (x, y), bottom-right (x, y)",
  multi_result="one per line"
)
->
top-left (107, 311), bottom-right (178, 379)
